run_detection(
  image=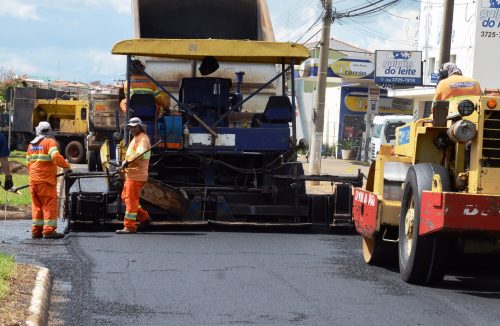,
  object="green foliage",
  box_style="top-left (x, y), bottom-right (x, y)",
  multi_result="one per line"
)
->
top-left (324, 143), bottom-right (336, 156)
top-left (0, 253), bottom-right (15, 299)
top-left (0, 67), bottom-right (26, 102)
top-left (337, 137), bottom-right (359, 150)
